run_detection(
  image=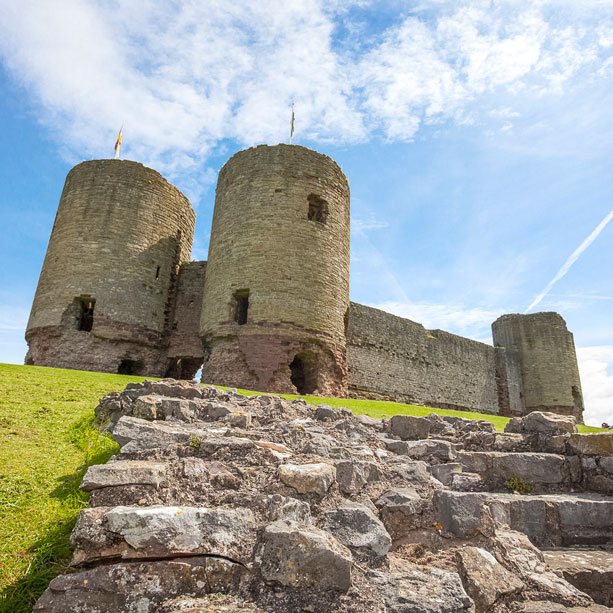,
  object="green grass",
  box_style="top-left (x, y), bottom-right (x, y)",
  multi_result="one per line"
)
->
top-left (0, 363), bottom-right (604, 611)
